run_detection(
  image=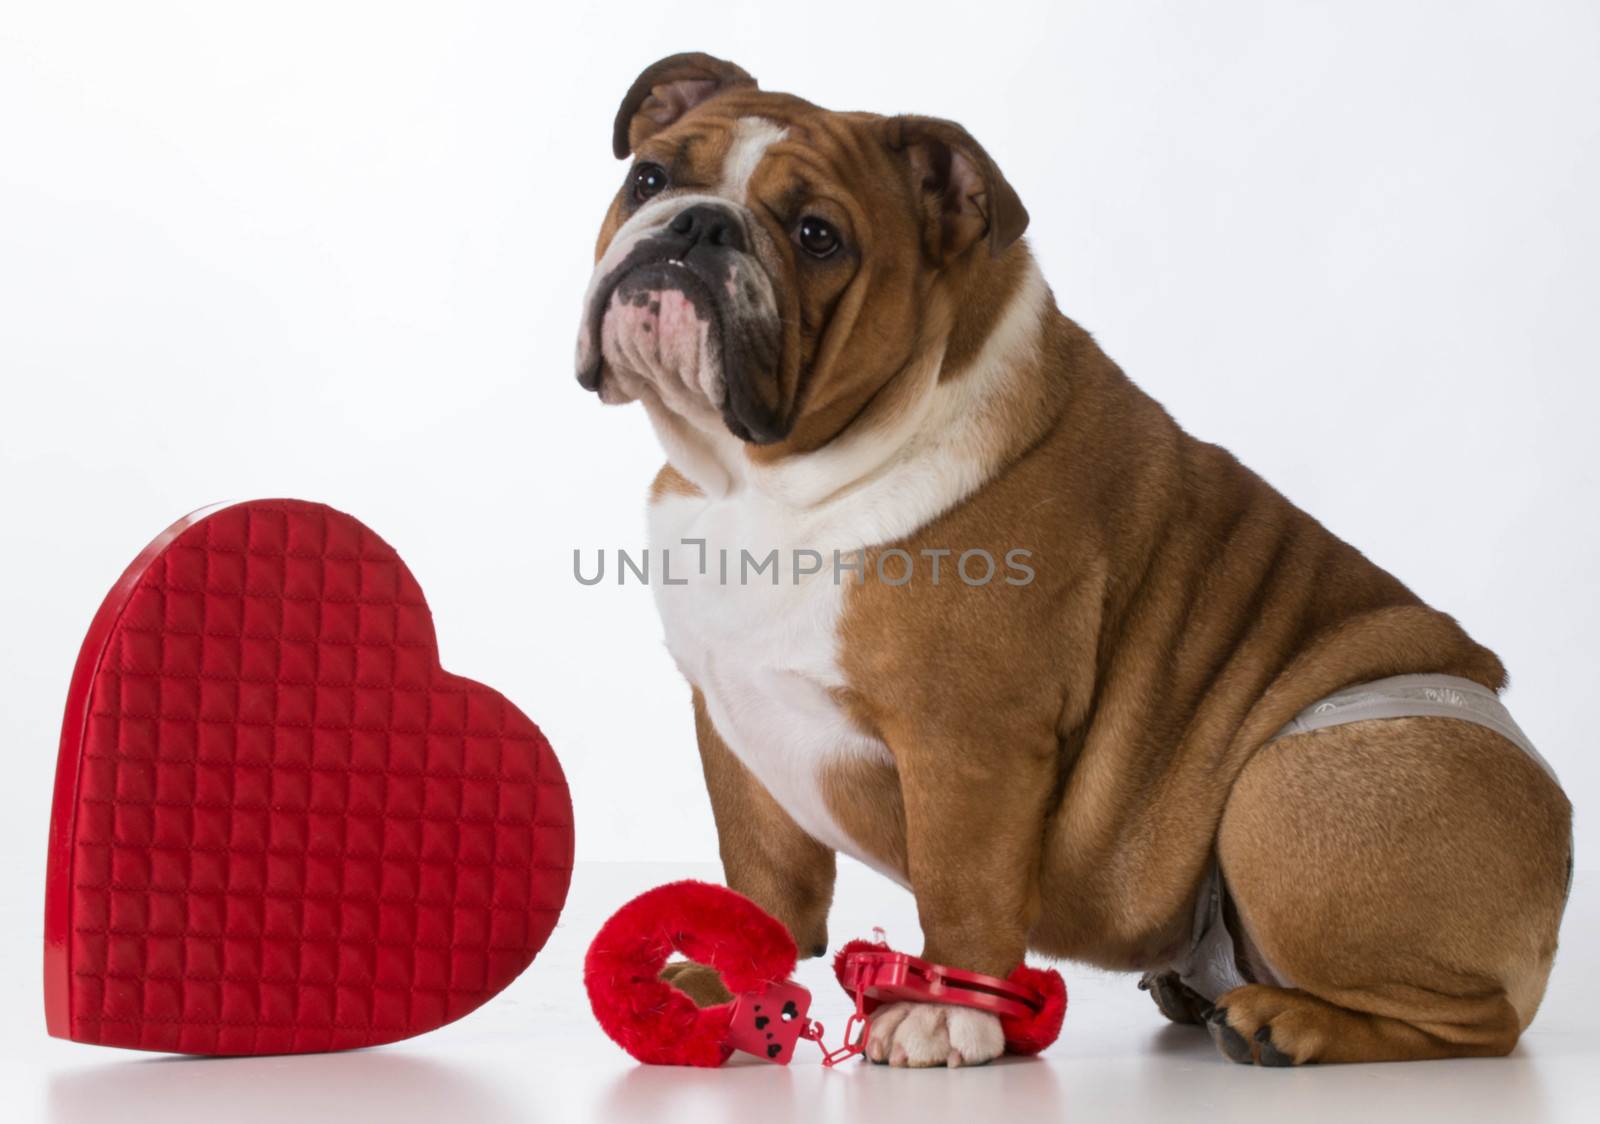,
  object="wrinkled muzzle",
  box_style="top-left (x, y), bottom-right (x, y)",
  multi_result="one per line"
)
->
top-left (575, 197), bottom-right (787, 444)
